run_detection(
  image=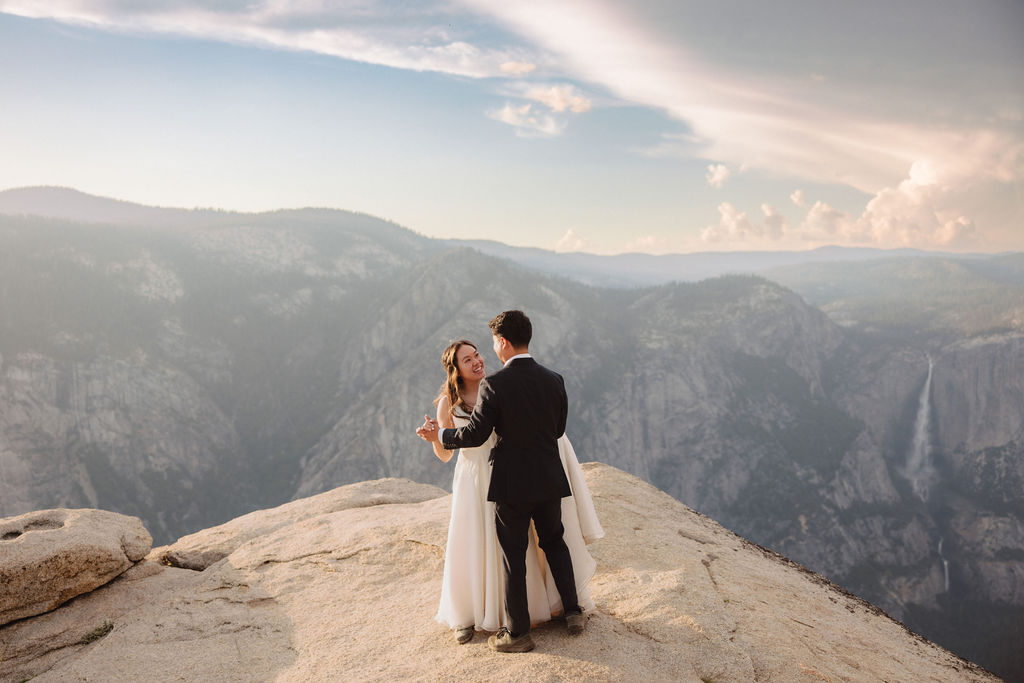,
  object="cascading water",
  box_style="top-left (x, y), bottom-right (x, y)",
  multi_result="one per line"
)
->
top-left (904, 355), bottom-right (950, 592)
top-left (938, 538), bottom-right (950, 592)
top-left (906, 355), bottom-right (937, 502)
